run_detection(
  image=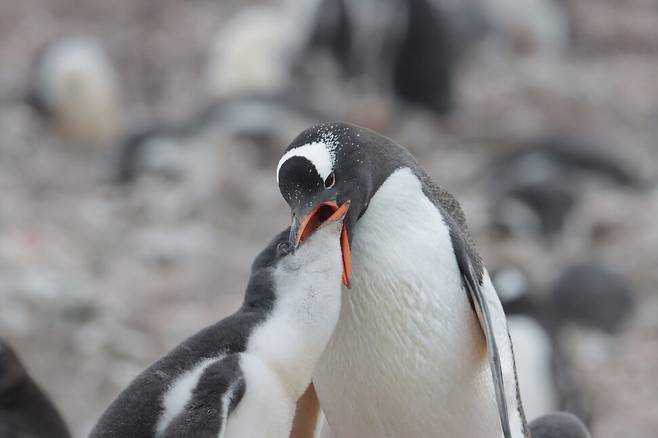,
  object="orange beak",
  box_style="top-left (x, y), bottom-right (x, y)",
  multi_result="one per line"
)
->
top-left (295, 201), bottom-right (352, 288)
